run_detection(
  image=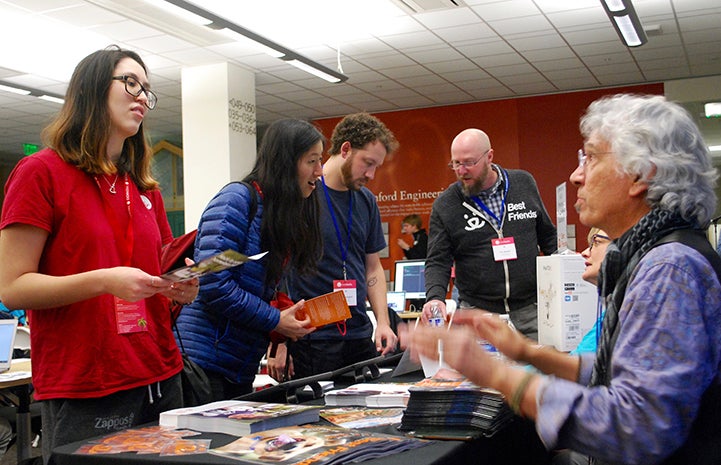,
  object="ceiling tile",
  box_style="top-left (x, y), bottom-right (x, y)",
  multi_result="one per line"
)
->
top-left (0, 0), bottom-right (719, 163)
